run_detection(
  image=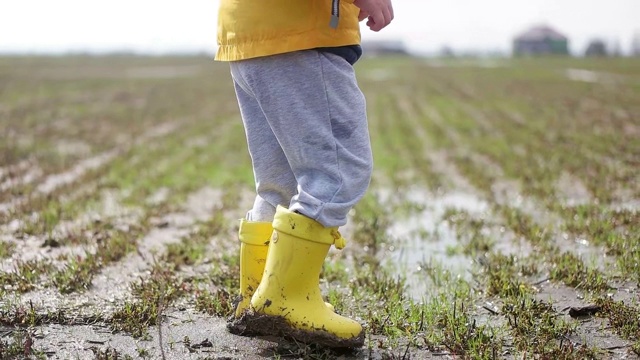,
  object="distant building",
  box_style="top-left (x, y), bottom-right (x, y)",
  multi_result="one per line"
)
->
top-left (361, 40), bottom-right (409, 56)
top-left (513, 25), bottom-right (570, 56)
top-left (585, 39), bottom-right (608, 57)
